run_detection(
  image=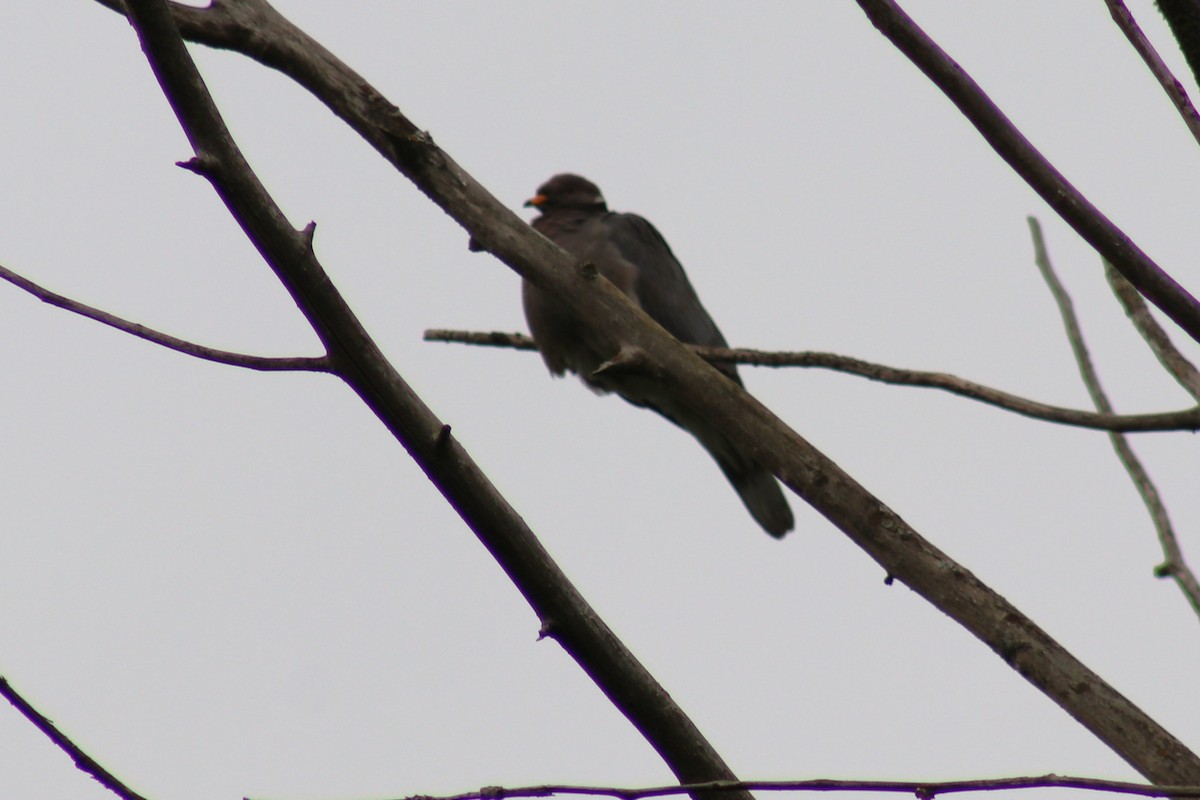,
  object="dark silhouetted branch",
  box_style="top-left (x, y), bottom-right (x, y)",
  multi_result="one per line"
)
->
top-left (98, 0), bottom-right (1200, 784)
top-left (0, 262), bottom-right (330, 372)
top-left (855, 0), bottom-right (1200, 345)
top-left (1106, 0), bottom-right (1200, 146)
top-left (1156, 0), bottom-right (1200, 89)
top-left (386, 774), bottom-right (1200, 800)
top-left (423, 328), bottom-right (1200, 433)
top-left (116, 1), bottom-right (749, 797)
top-left (0, 677), bottom-right (149, 800)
